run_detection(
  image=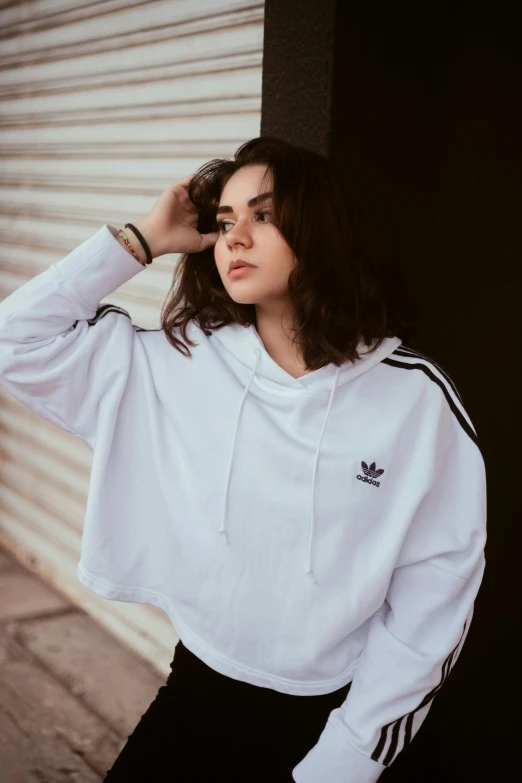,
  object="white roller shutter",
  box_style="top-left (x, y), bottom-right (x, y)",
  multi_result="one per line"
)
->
top-left (0, 0), bottom-right (264, 675)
